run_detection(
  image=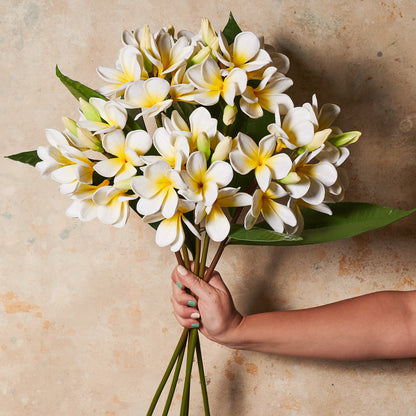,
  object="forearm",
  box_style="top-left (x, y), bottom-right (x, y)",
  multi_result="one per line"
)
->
top-left (224, 291), bottom-right (416, 360)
